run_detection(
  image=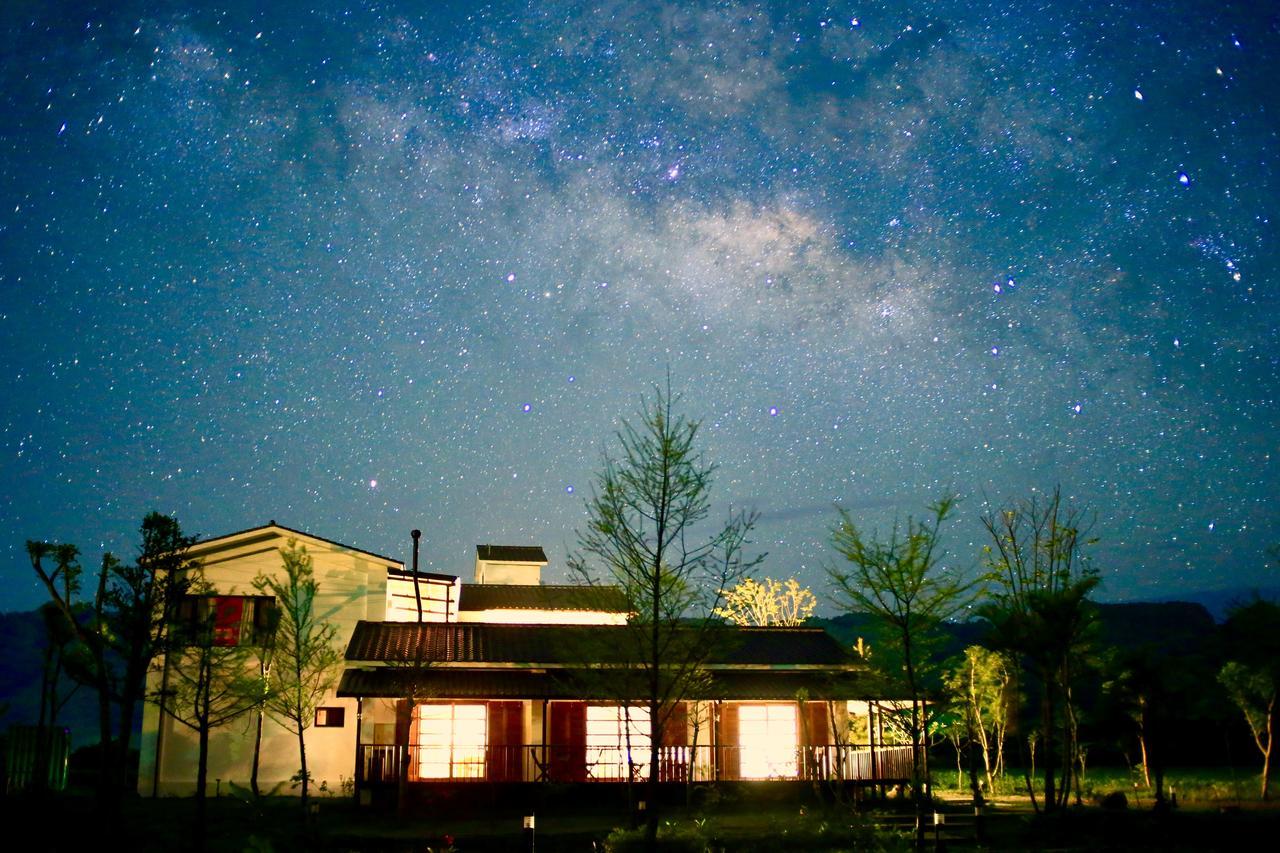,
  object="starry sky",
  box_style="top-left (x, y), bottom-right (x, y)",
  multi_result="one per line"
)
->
top-left (2, 0), bottom-right (1277, 614)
